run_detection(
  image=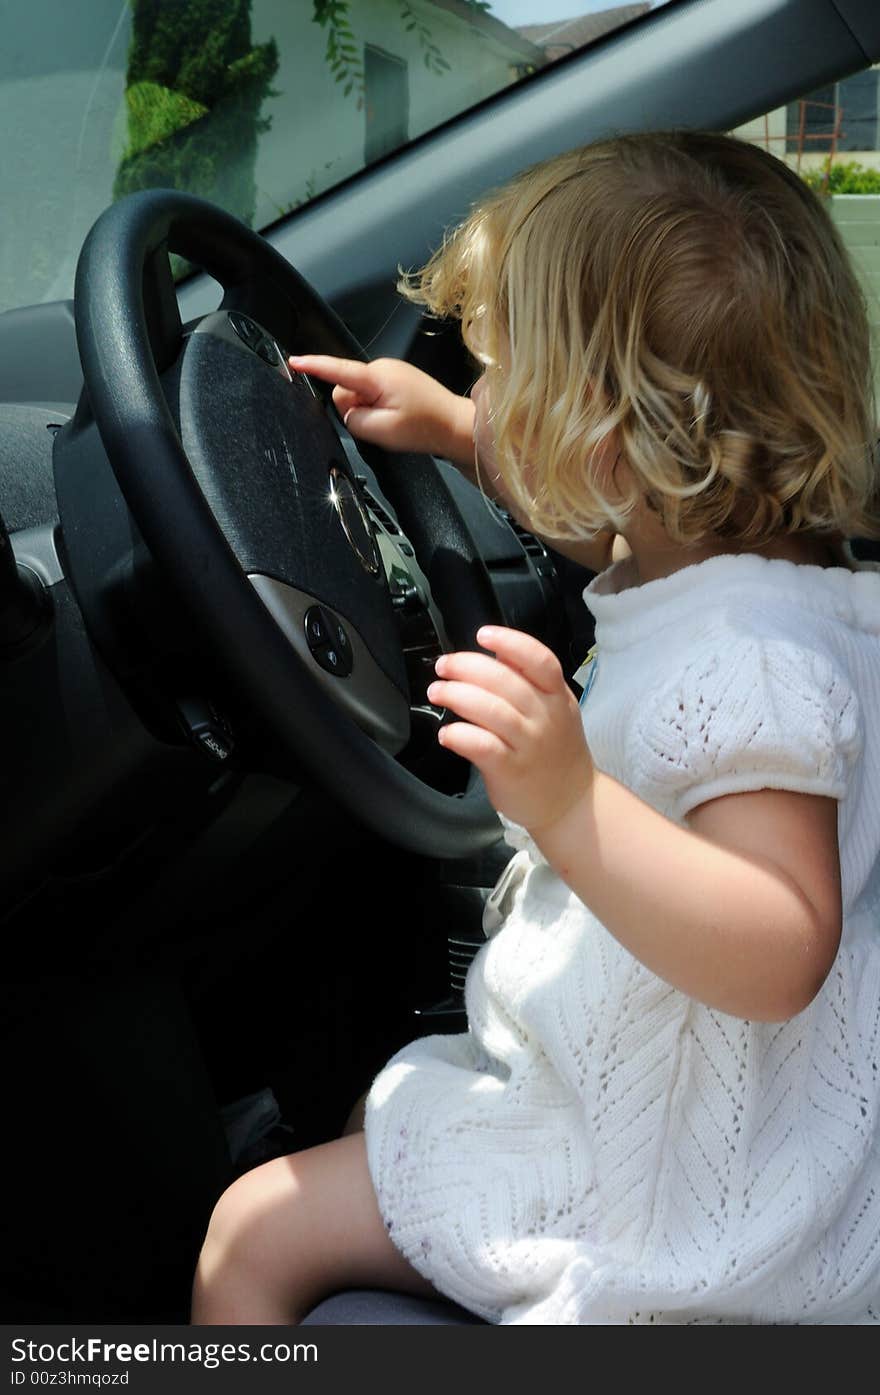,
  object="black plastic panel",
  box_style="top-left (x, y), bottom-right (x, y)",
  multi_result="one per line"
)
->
top-left (0, 300), bottom-right (80, 407)
top-left (830, 0), bottom-right (880, 58)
